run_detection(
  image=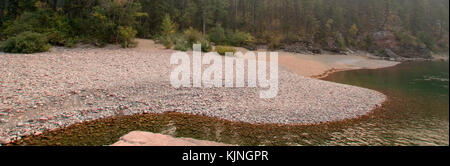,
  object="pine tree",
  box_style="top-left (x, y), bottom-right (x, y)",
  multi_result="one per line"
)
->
top-left (160, 14), bottom-right (176, 38)
top-left (160, 14), bottom-right (176, 48)
top-left (349, 24), bottom-right (359, 46)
